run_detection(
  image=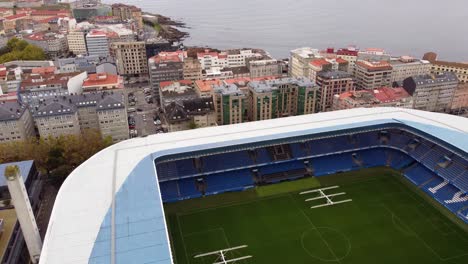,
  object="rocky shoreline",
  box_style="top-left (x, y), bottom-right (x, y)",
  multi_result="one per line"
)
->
top-left (142, 12), bottom-right (189, 42)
